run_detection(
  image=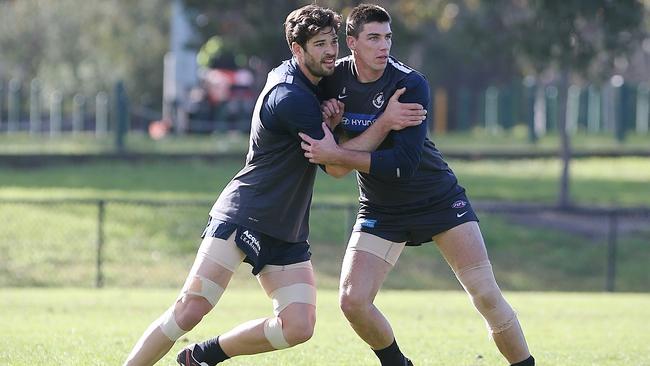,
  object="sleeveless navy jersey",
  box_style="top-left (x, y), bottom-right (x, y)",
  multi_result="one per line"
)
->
top-left (320, 56), bottom-right (459, 208)
top-left (210, 58), bottom-right (325, 242)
